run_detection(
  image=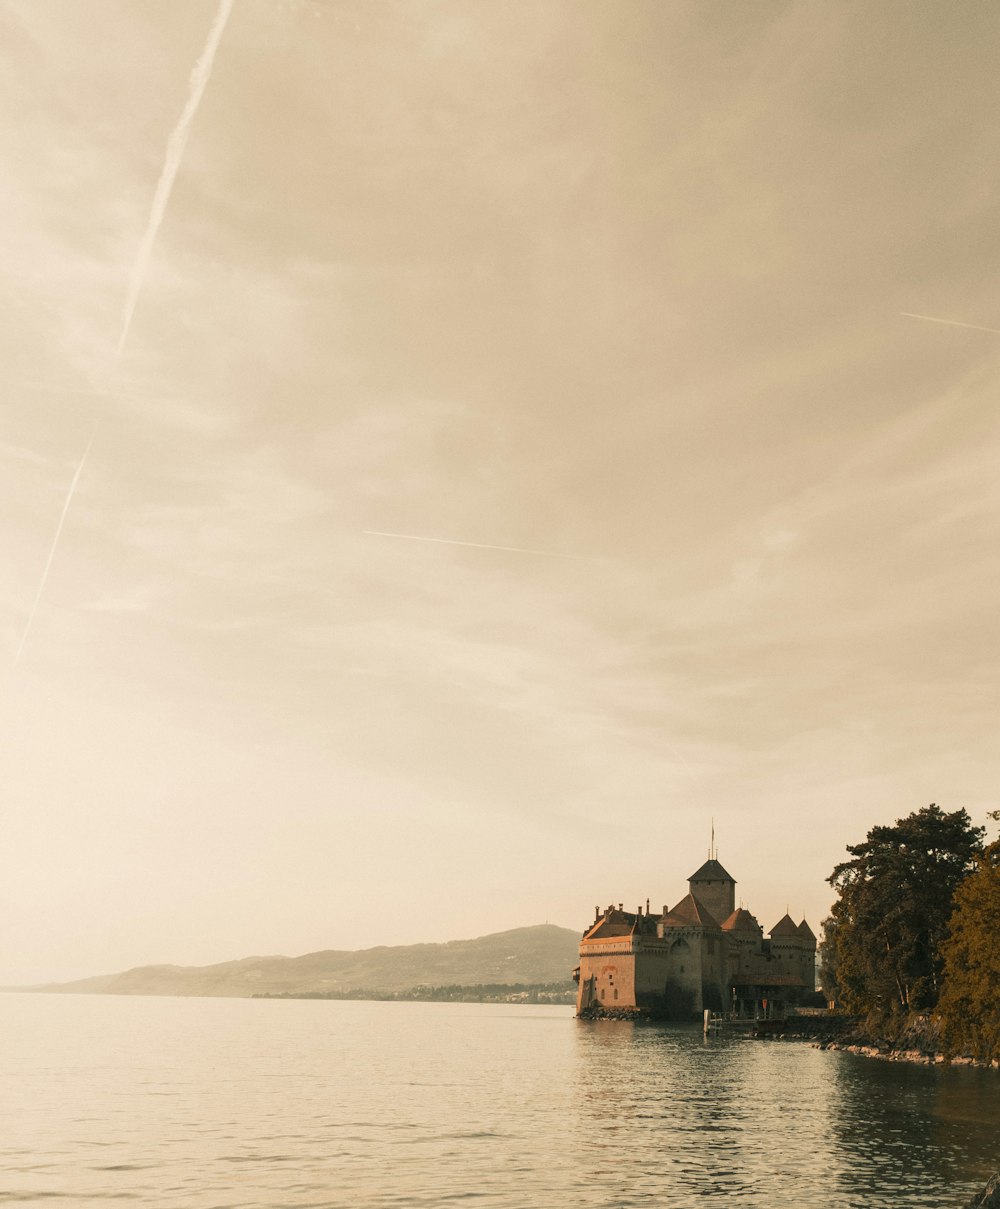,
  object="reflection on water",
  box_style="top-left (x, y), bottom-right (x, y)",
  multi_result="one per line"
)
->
top-left (573, 1023), bottom-right (839, 1204)
top-left (573, 1020), bottom-right (1000, 1208)
top-left (830, 1046), bottom-right (1000, 1201)
top-left (1, 994), bottom-right (997, 1208)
